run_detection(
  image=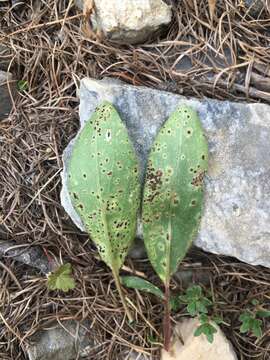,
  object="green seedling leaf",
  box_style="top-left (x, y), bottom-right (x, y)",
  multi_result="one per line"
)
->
top-left (121, 276), bottom-right (183, 312)
top-left (239, 312), bottom-right (263, 338)
top-left (180, 285), bottom-right (212, 316)
top-left (194, 322), bottom-right (217, 343)
top-left (170, 296), bottom-right (182, 311)
top-left (142, 105), bottom-right (208, 285)
top-left (256, 310), bottom-right (270, 318)
top-left (252, 319), bottom-right (263, 338)
top-left (67, 102), bottom-right (140, 321)
top-left (251, 299), bottom-right (259, 306)
top-left (47, 263), bottom-right (75, 292)
top-left (199, 313), bottom-right (209, 324)
top-left (187, 285), bottom-right (203, 299)
top-left (121, 276), bottom-right (164, 300)
top-left (17, 80), bottom-right (28, 92)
